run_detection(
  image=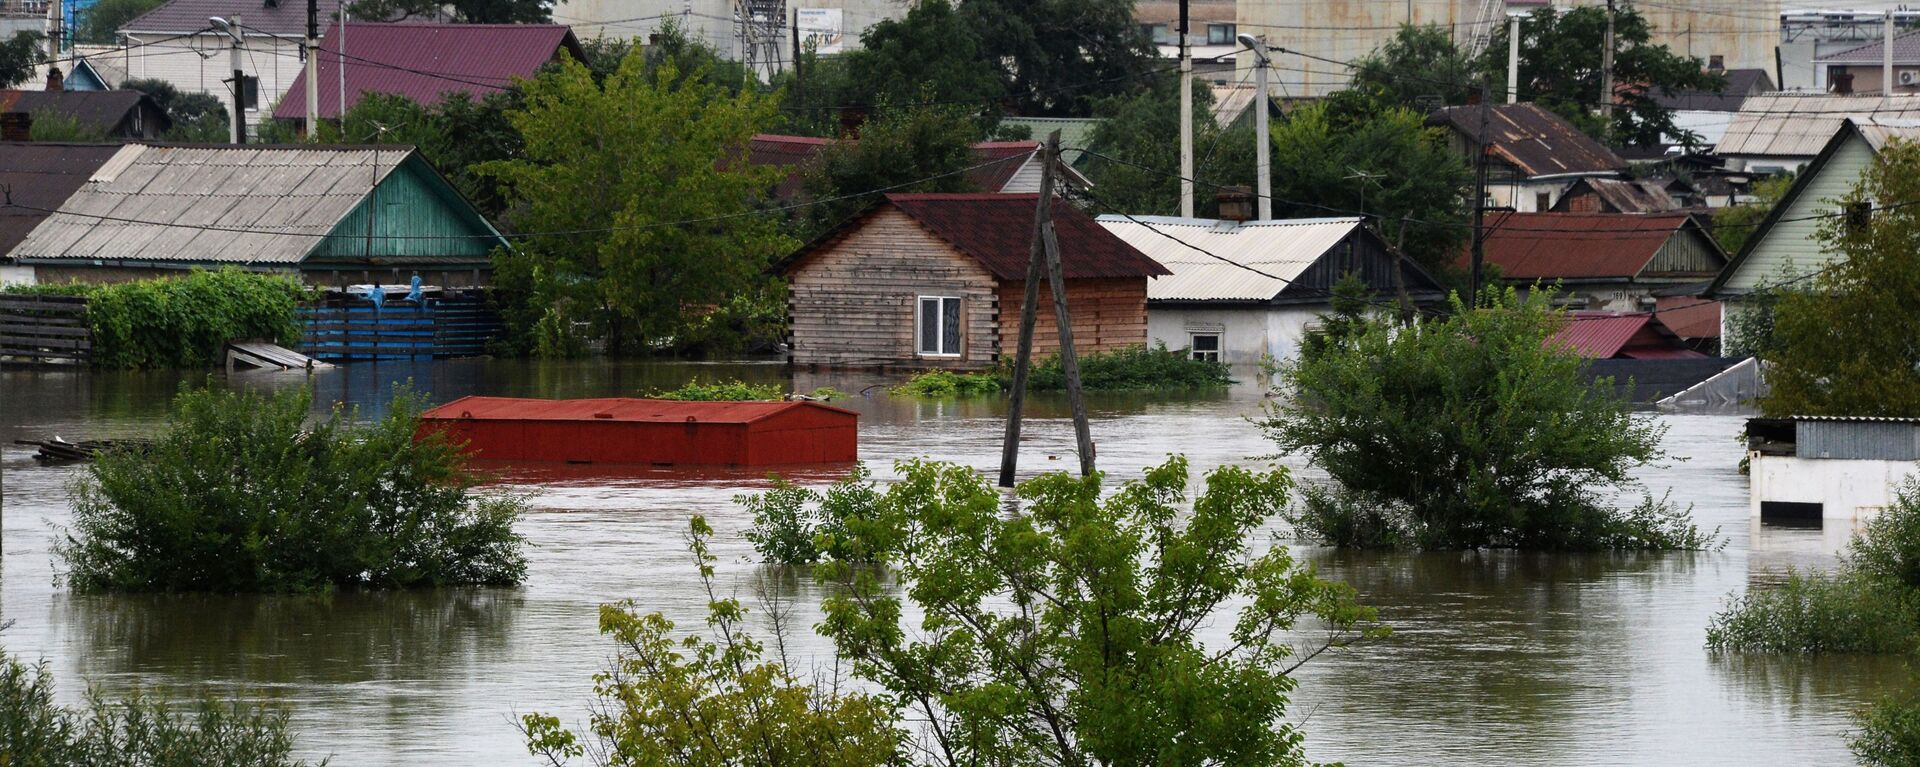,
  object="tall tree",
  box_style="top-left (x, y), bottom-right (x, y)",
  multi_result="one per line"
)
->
top-left (797, 105), bottom-right (983, 237)
top-left (0, 31), bottom-right (41, 87)
top-left (1762, 141), bottom-right (1920, 417)
top-left (960, 0), bottom-right (1157, 117)
top-left (477, 47), bottom-right (790, 356)
top-left (1079, 77), bottom-right (1247, 217)
top-left (838, 0), bottom-right (1005, 129)
top-left (1349, 24), bottom-right (1477, 109)
top-left (1478, 6), bottom-right (1723, 147)
top-left (122, 77), bottom-right (230, 143)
